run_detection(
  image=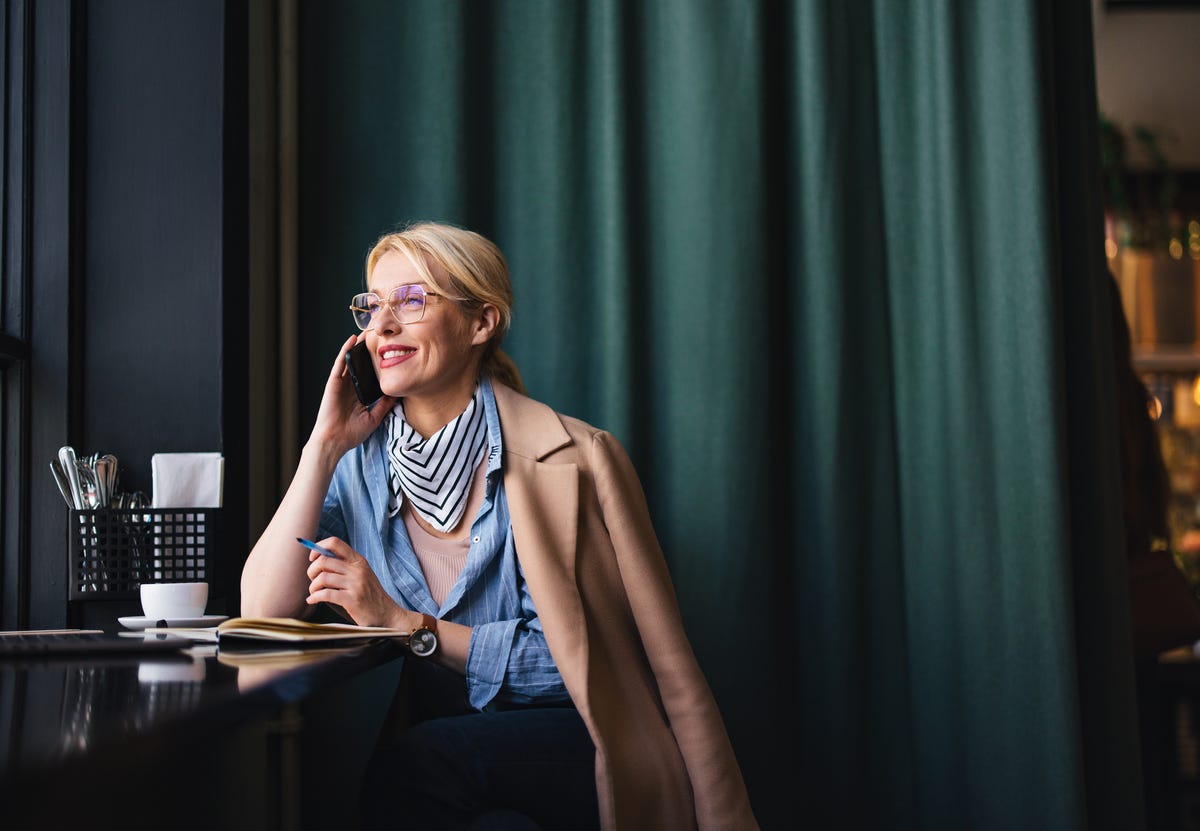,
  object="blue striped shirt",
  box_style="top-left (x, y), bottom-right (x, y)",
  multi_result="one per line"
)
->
top-left (318, 378), bottom-right (569, 710)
